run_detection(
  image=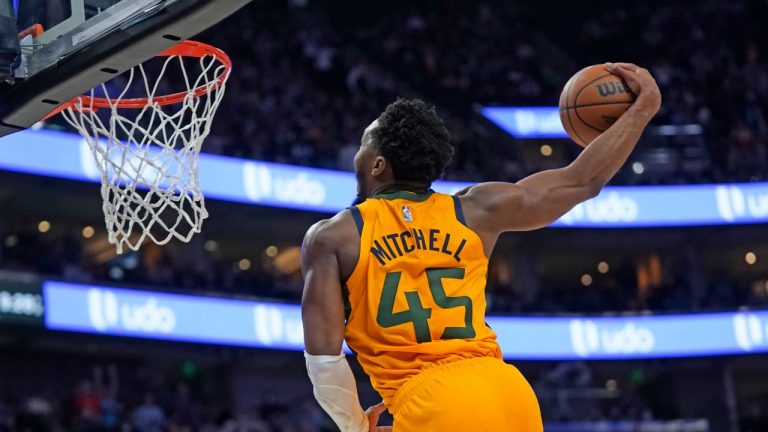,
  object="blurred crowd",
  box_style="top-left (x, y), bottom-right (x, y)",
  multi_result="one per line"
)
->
top-left (534, 362), bottom-right (654, 423)
top-left (0, 362), bottom-right (333, 432)
top-left (10, 0), bottom-right (768, 313)
top-left (2, 221), bottom-right (766, 315)
top-left (5, 3), bottom-right (768, 431)
top-left (181, 0), bottom-right (768, 185)
top-left (564, 0), bottom-right (768, 184)
top-left (0, 358), bottom-right (712, 432)
top-left (44, 0), bottom-right (768, 185)
top-left (12, 357), bottom-right (767, 431)
top-left (0, 228), bottom-right (302, 303)
top-left (485, 256), bottom-right (768, 314)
